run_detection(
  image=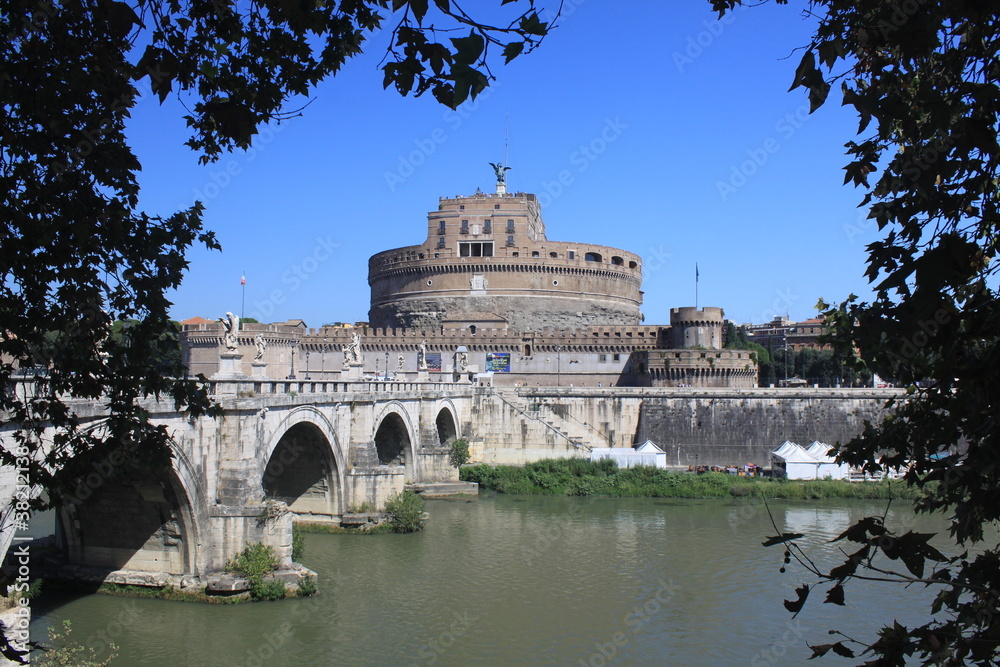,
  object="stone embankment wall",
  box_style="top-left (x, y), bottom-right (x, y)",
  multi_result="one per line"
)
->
top-left (469, 388), bottom-right (644, 464)
top-left (469, 388), bottom-right (901, 468)
top-left (634, 388), bottom-right (901, 468)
